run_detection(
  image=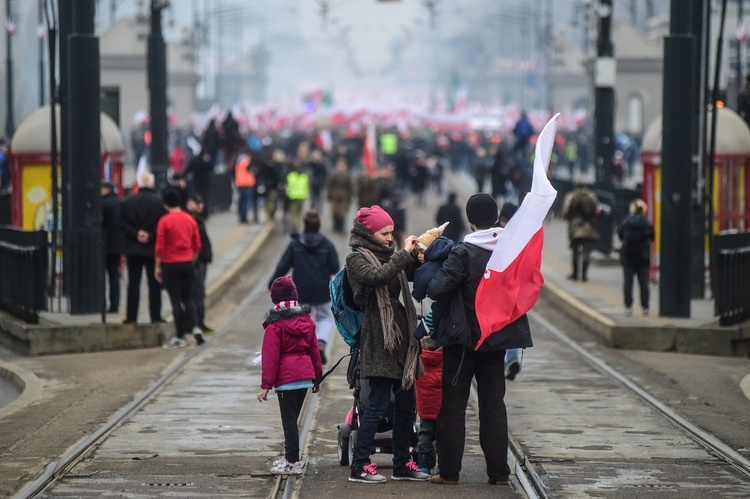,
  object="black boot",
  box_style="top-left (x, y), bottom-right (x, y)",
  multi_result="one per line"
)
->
top-left (582, 261), bottom-right (589, 282)
top-left (567, 257), bottom-right (579, 280)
